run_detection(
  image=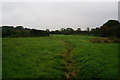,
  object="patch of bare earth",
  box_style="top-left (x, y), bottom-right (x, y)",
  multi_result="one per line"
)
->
top-left (60, 39), bottom-right (78, 79)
